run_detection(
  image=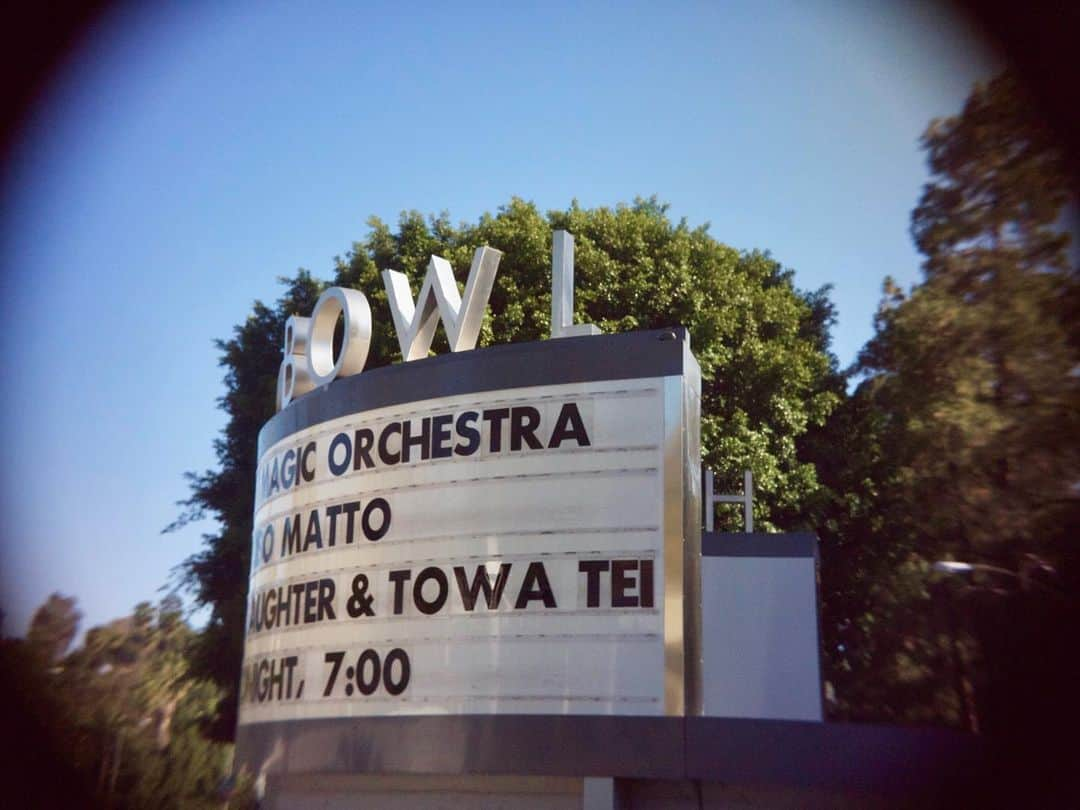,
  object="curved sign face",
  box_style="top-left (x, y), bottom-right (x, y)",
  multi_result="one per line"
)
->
top-left (238, 329), bottom-right (701, 726)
